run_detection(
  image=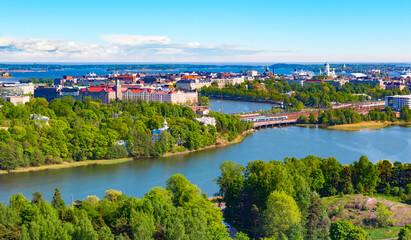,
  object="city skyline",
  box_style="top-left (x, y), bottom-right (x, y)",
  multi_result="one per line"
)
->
top-left (1, 0), bottom-right (411, 62)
